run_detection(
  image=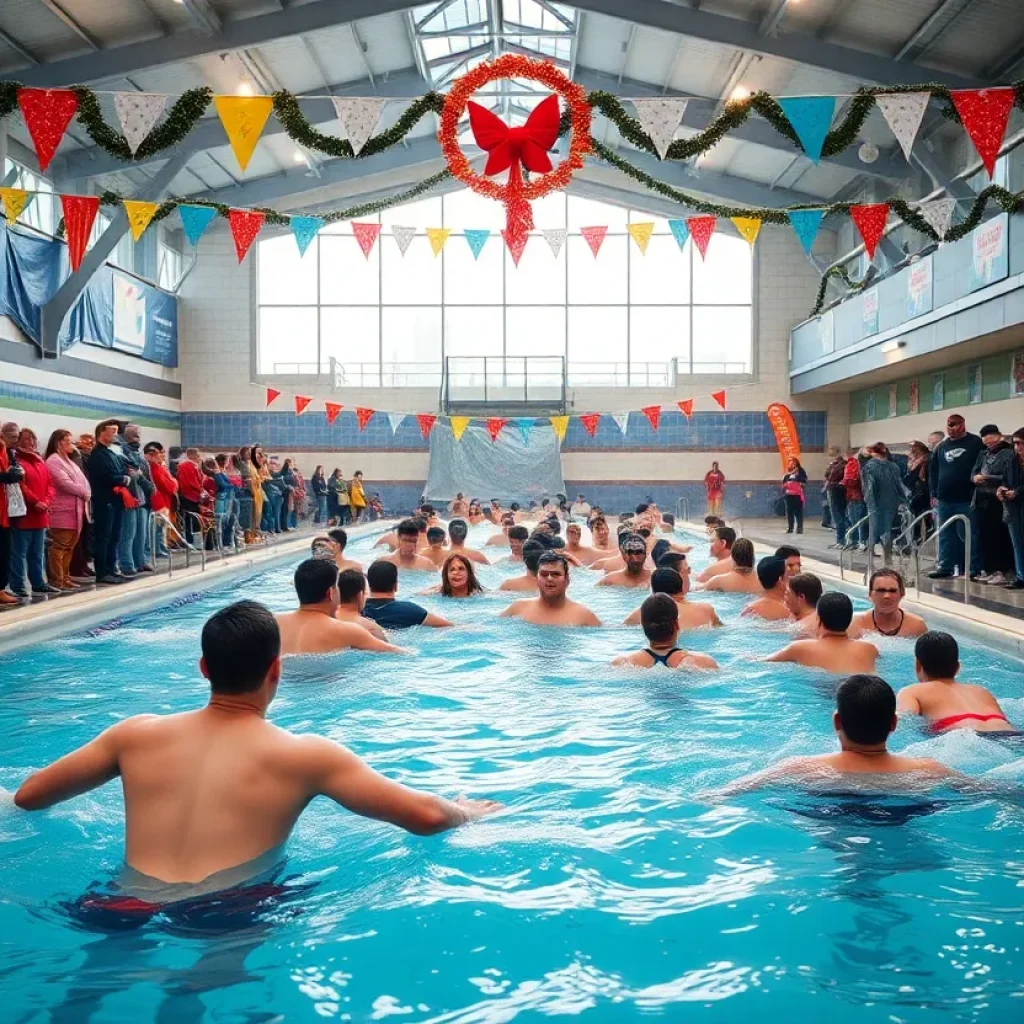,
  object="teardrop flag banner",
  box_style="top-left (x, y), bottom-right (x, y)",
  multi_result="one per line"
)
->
top-left (356, 407), bottom-right (375, 431)
top-left (677, 398), bottom-right (694, 418)
top-left (668, 219), bottom-right (689, 251)
top-left (951, 87), bottom-right (1015, 177)
top-left (417, 413), bottom-right (437, 439)
top-left (290, 215), bottom-right (323, 257)
top-left (123, 201), bottom-right (159, 242)
top-left (850, 203), bottom-right (890, 260)
top-left (266, 388), bottom-right (281, 407)
top-left (18, 88), bottom-right (78, 171)
top-left (294, 395), bottom-right (312, 416)
top-left (515, 418), bottom-right (534, 446)
top-left (486, 417), bottom-right (507, 442)
top-left (549, 415), bottom-right (569, 442)
top-left (641, 405), bottom-right (661, 431)
top-left (766, 402), bottom-right (802, 472)
top-left (687, 216), bottom-right (716, 260)
top-left (214, 95), bottom-right (274, 172)
top-left (324, 401), bottom-right (343, 425)
top-left (628, 222), bottom-right (654, 254)
top-left (450, 416), bottom-right (471, 441)
top-left (612, 413), bottom-right (629, 434)
top-left (502, 229), bottom-right (529, 266)
top-left (580, 226), bottom-right (607, 257)
top-left (227, 209), bottom-right (264, 263)
top-left (464, 229), bottom-right (490, 259)
top-left (731, 216), bottom-right (762, 247)
top-left (426, 227), bottom-right (450, 256)
top-left (580, 413), bottom-right (601, 437)
top-left (711, 390), bottom-right (727, 410)
top-left (387, 413), bottom-right (406, 434)
top-left (61, 195), bottom-right (100, 272)
top-left (352, 221), bottom-right (382, 258)
top-left (777, 95), bottom-right (836, 164)
top-left (179, 204), bottom-right (217, 247)
top-left (0, 187), bottom-right (30, 226)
